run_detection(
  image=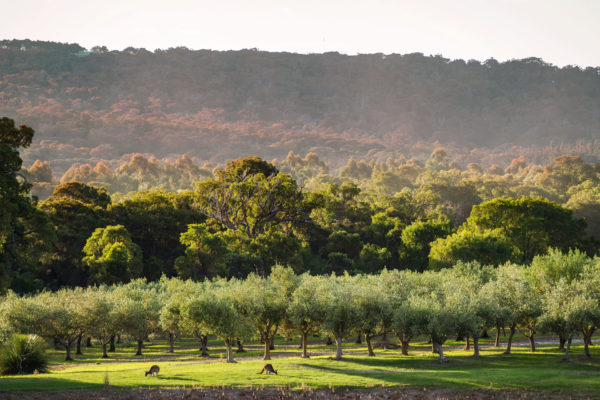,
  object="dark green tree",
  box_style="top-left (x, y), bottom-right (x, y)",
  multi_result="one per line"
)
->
top-left (50, 181), bottom-right (111, 208)
top-left (399, 218), bottom-right (452, 271)
top-left (466, 197), bottom-right (587, 262)
top-left (0, 117), bottom-right (54, 294)
top-left (110, 190), bottom-right (203, 279)
top-left (194, 158), bottom-right (309, 237)
top-left (193, 157), bottom-right (311, 274)
top-left (39, 182), bottom-right (110, 287)
top-left (175, 223), bottom-right (228, 279)
top-left (82, 225), bottom-right (143, 284)
top-left (428, 229), bottom-right (515, 270)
